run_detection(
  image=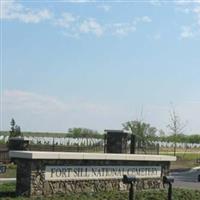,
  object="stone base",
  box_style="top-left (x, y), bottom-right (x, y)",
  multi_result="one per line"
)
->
top-left (31, 179), bottom-right (163, 196)
top-left (16, 160), bottom-right (167, 196)
top-left (10, 151), bottom-right (176, 197)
